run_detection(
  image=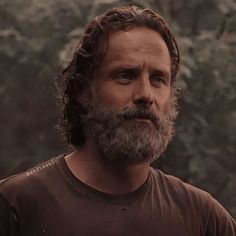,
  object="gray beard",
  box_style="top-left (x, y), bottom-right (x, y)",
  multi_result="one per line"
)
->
top-left (82, 98), bottom-right (177, 166)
